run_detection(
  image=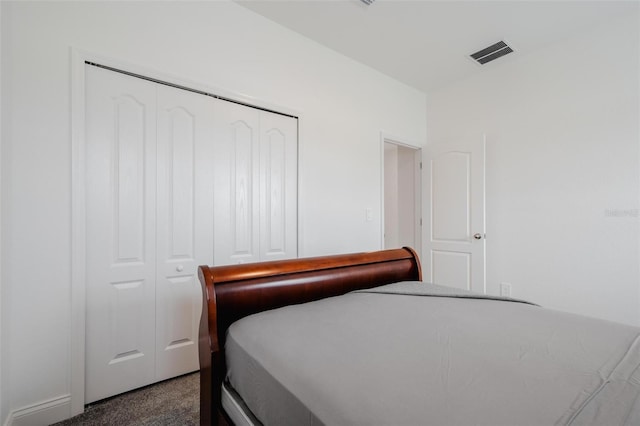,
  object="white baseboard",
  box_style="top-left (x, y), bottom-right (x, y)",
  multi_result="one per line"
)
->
top-left (4, 394), bottom-right (72, 426)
